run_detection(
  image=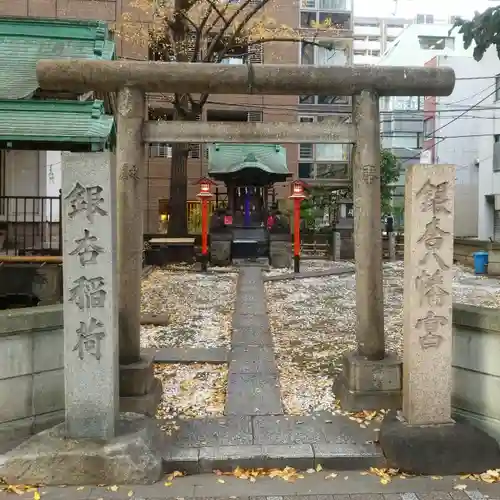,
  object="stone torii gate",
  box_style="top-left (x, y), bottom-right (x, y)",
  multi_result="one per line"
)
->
top-left (0, 61), bottom-right (454, 486)
top-left (36, 60), bottom-right (454, 413)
